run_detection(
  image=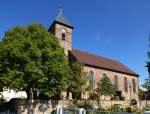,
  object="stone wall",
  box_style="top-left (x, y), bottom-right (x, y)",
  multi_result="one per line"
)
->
top-left (20, 100), bottom-right (150, 114)
top-left (83, 66), bottom-right (139, 101)
top-left (140, 100), bottom-right (150, 108)
top-left (50, 23), bottom-right (72, 56)
top-left (21, 100), bottom-right (73, 114)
